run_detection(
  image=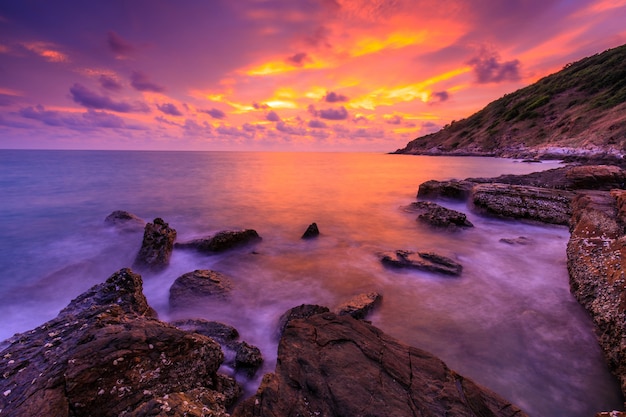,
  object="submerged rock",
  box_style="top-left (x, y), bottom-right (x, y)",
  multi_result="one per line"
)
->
top-left (133, 217), bottom-right (177, 271)
top-left (405, 201), bottom-right (473, 229)
top-left (233, 311), bottom-right (528, 417)
top-left (301, 222), bottom-right (320, 239)
top-left (0, 268), bottom-right (240, 417)
top-left (104, 210), bottom-right (145, 232)
top-left (169, 269), bottom-right (233, 310)
top-left (175, 229), bottom-right (261, 253)
top-left (335, 292), bottom-right (382, 319)
top-left (499, 236), bottom-right (533, 245)
top-left (381, 250), bottom-right (462, 276)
